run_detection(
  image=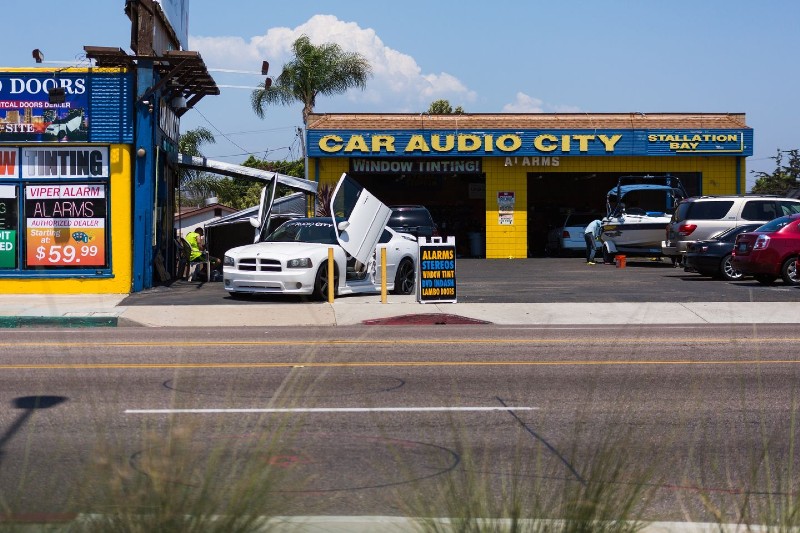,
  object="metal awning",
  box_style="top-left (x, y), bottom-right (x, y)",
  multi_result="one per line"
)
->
top-left (176, 154), bottom-right (318, 195)
top-left (84, 46), bottom-right (219, 115)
